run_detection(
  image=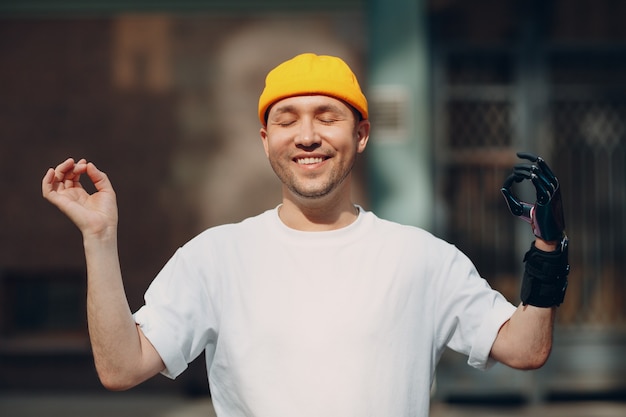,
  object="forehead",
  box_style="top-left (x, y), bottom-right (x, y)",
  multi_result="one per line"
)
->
top-left (268, 95), bottom-right (353, 116)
